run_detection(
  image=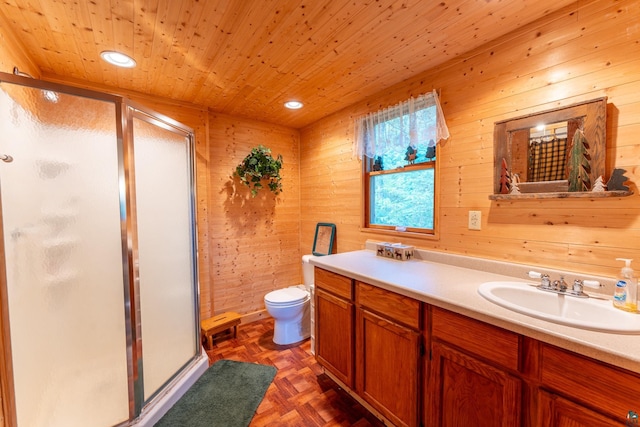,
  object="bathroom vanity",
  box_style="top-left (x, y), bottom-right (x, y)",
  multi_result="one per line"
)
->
top-left (311, 249), bottom-right (640, 427)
